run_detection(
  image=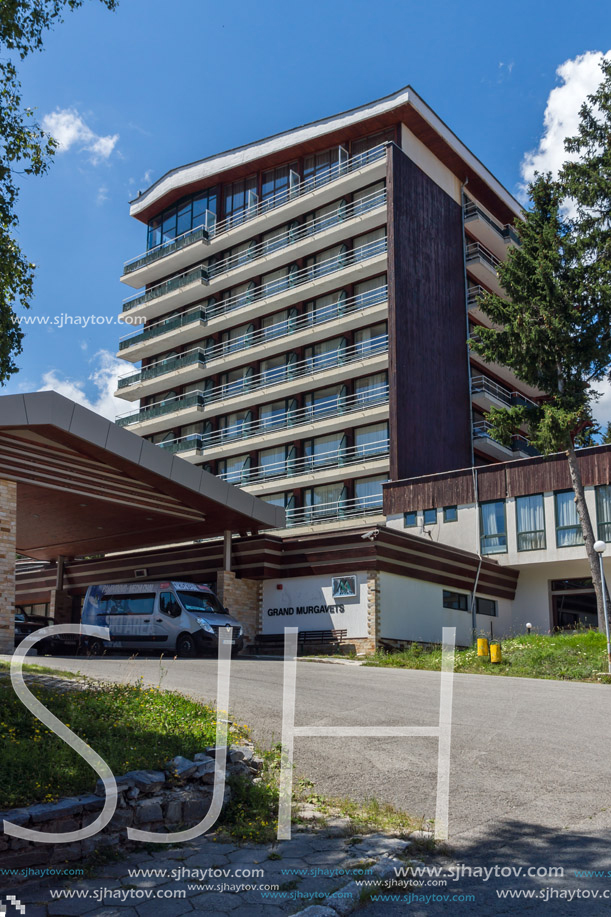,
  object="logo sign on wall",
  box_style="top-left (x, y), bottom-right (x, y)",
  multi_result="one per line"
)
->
top-left (331, 575), bottom-right (357, 598)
